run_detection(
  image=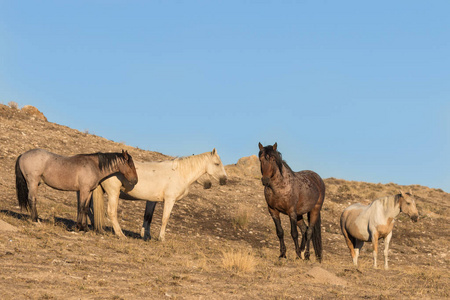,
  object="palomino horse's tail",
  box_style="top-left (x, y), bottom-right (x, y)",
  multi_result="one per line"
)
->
top-left (311, 212), bottom-right (322, 262)
top-left (15, 155), bottom-right (30, 211)
top-left (92, 185), bottom-right (105, 232)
